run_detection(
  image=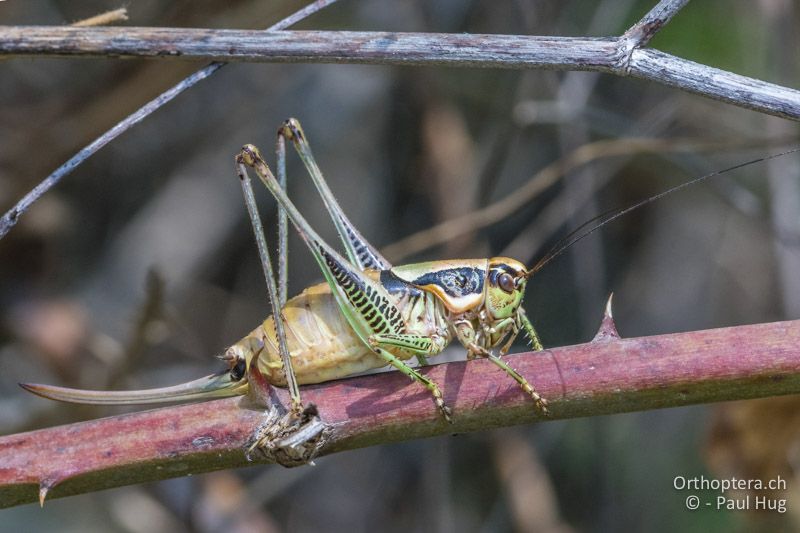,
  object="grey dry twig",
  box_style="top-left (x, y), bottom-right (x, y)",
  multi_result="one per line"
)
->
top-left (0, 0), bottom-right (339, 239)
top-left (1, 1), bottom-right (799, 239)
